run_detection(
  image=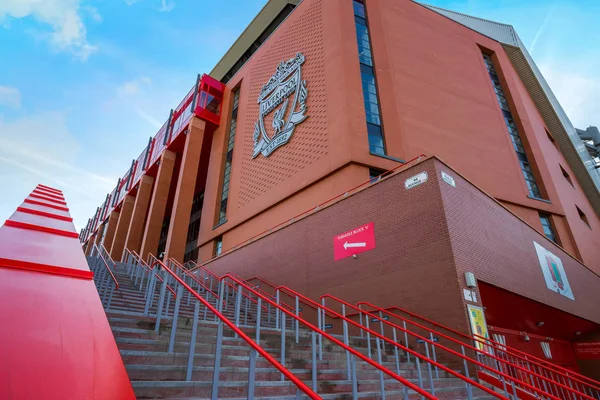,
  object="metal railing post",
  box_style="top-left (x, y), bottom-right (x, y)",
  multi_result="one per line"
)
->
top-left (295, 295), bottom-right (300, 344)
top-left (351, 354), bottom-right (358, 400)
top-left (168, 285), bottom-right (183, 353)
top-left (275, 290), bottom-right (281, 330)
top-left (155, 271), bottom-right (167, 333)
top-left (186, 300), bottom-right (200, 381)
top-left (311, 331), bottom-right (317, 392)
top-left (423, 343), bottom-right (435, 396)
top-left (255, 298), bottom-right (262, 344)
top-left (376, 337), bottom-right (386, 400)
top-left (429, 332), bottom-right (439, 379)
top-left (211, 320), bottom-right (224, 400)
top-left (280, 311), bottom-right (286, 381)
top-left (343, 304), bottom-right (351, 381)
top-left (393, 327), bottom-right (400, 375)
